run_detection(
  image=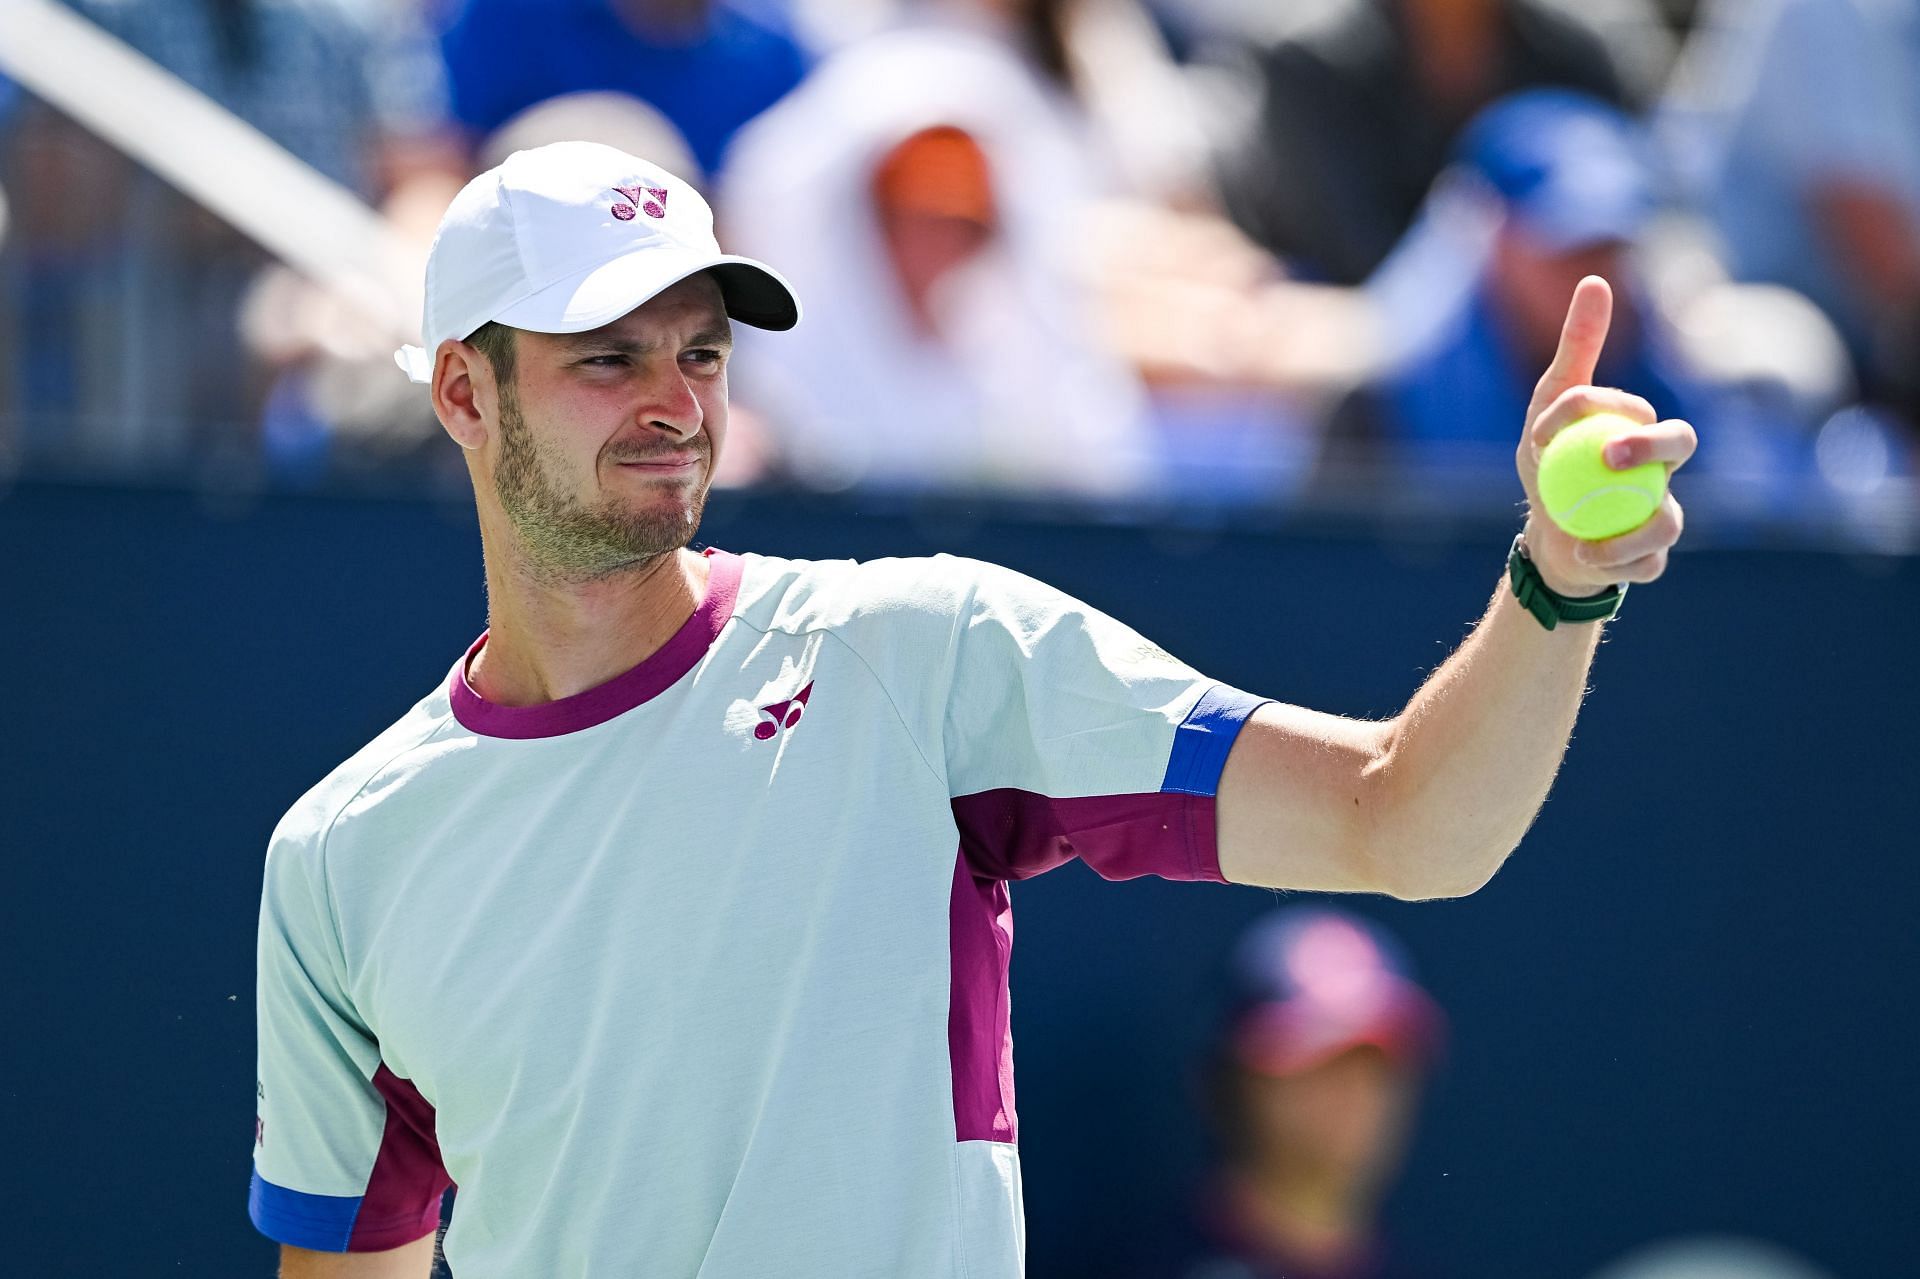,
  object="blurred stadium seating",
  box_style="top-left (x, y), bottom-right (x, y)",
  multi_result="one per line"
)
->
top-left (0, 0), bottom-right (1910, 543)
